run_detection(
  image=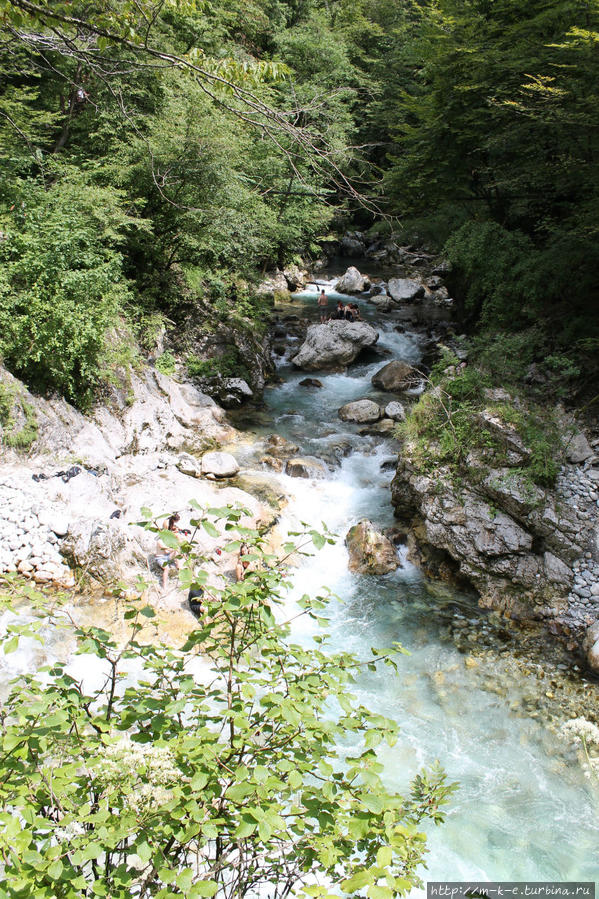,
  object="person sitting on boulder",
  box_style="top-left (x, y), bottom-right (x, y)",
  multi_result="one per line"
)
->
top-left (317, 289), bottom-right (328, 323)
top-left (349, 303), bottom-right (362, 321)
top-left (236, 543), bottom-right (254, 581)
top-left (156, 513), bottom-right (181, 589)
top-left (330, 300), bottom-right (345, 321)
top-left (344, 304), bottom-right (355, 322)
top-left (188, 586), bottom-right (205, 617)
